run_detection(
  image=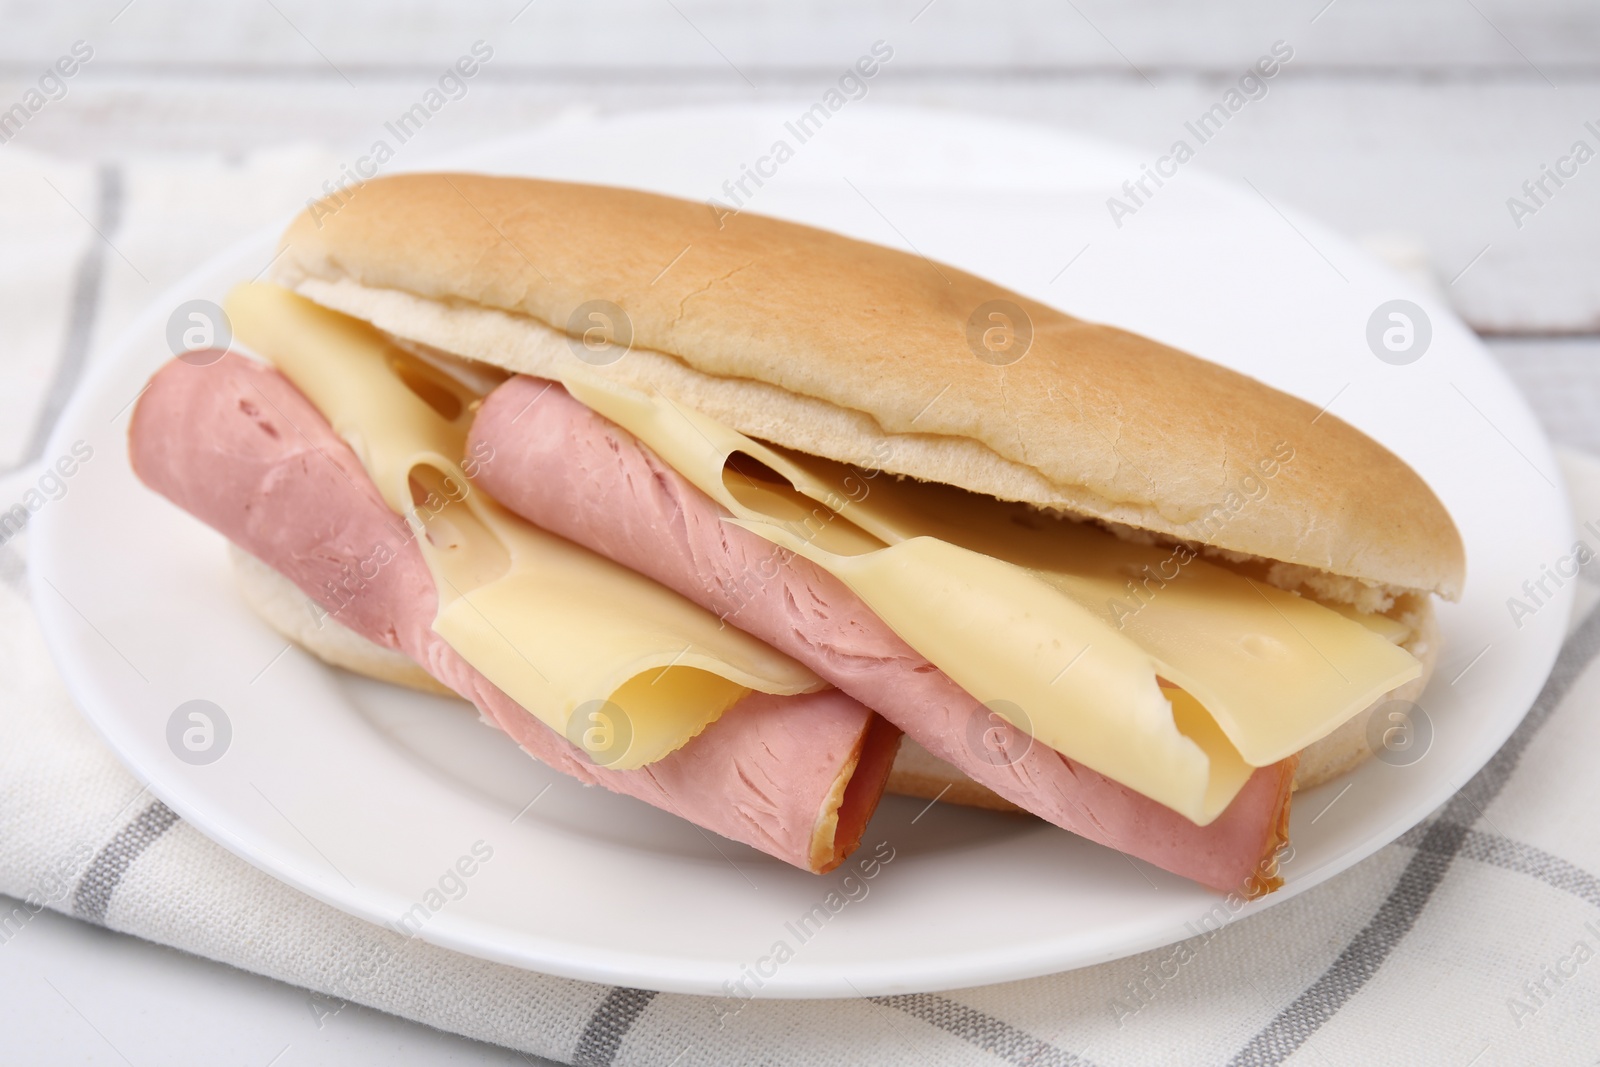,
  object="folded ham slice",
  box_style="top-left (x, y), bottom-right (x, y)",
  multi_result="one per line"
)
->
top-left (470, 375), bottom-right (1294, 894)
top-left (128, 352), bottom-right (898, 873)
